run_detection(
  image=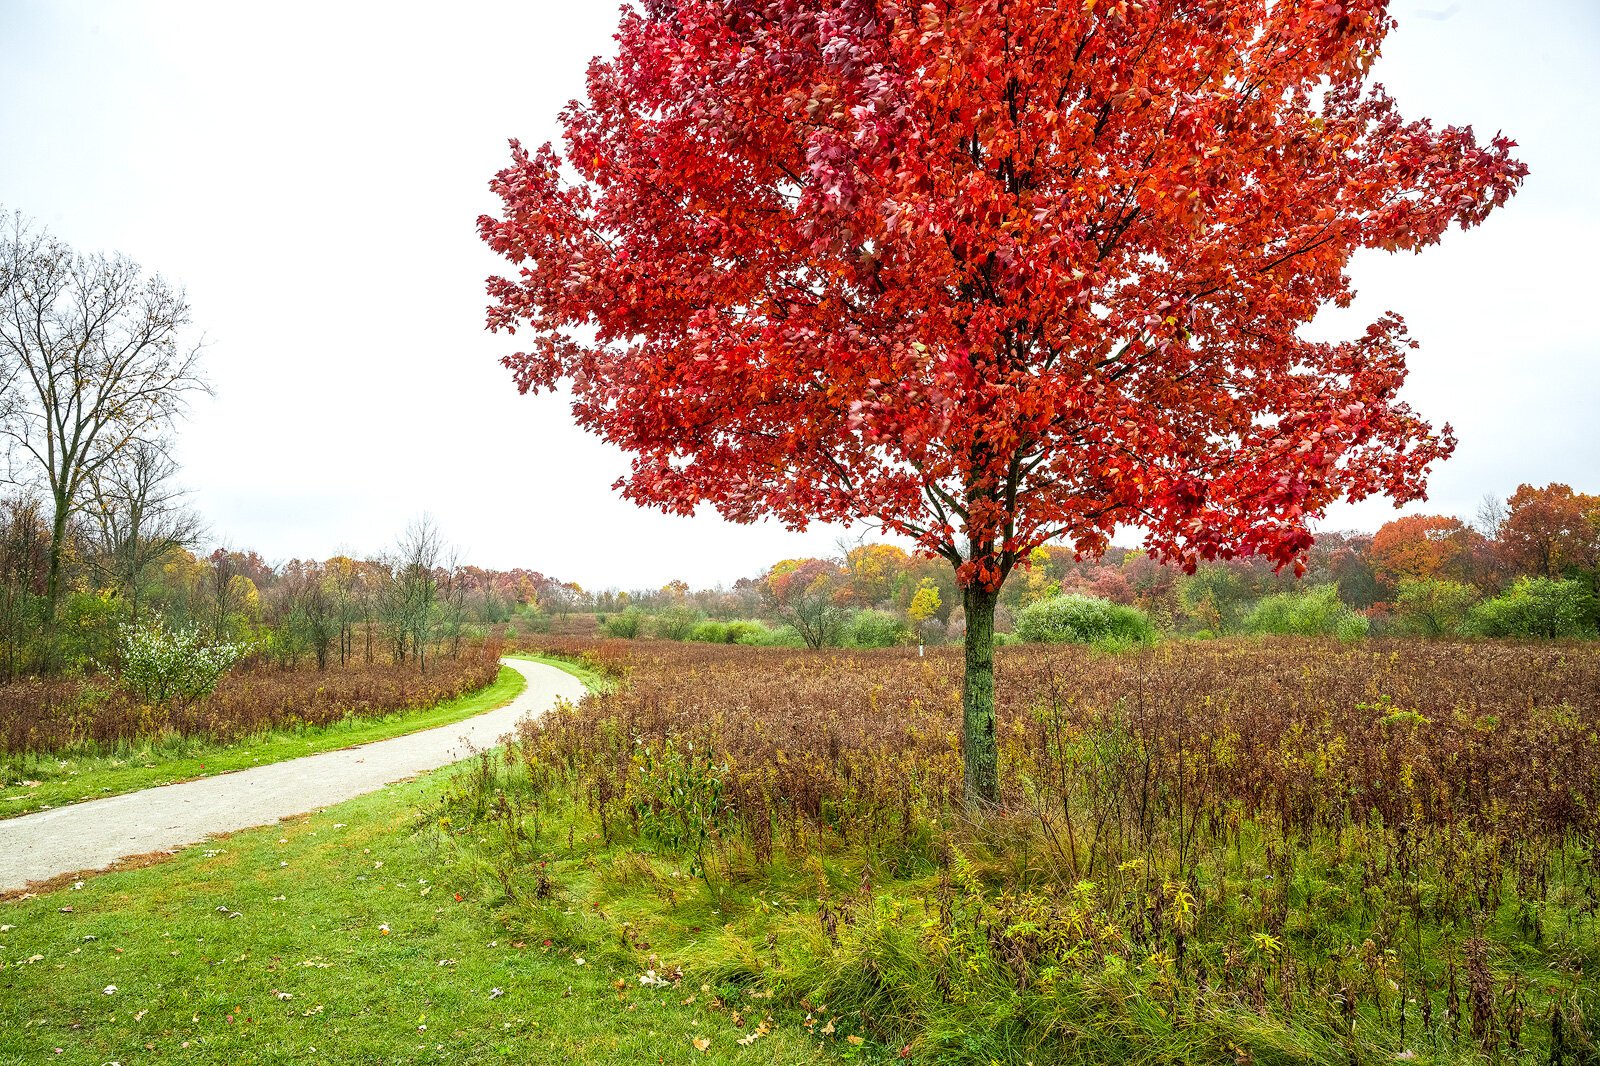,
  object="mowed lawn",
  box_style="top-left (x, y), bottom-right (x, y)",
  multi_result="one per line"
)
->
top-left (0, 656), bottom-right (825, 1062)
top-left (0, 754), bottom-right (827, 1064)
